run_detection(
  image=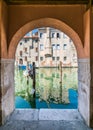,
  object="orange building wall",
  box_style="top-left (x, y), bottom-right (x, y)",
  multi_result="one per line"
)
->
top-left (83, 9), bottom-right (90, 58)
top-left (1, 1), bottom-right (8, 58)
top-left (8, 4), bottom-right (86, 45)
